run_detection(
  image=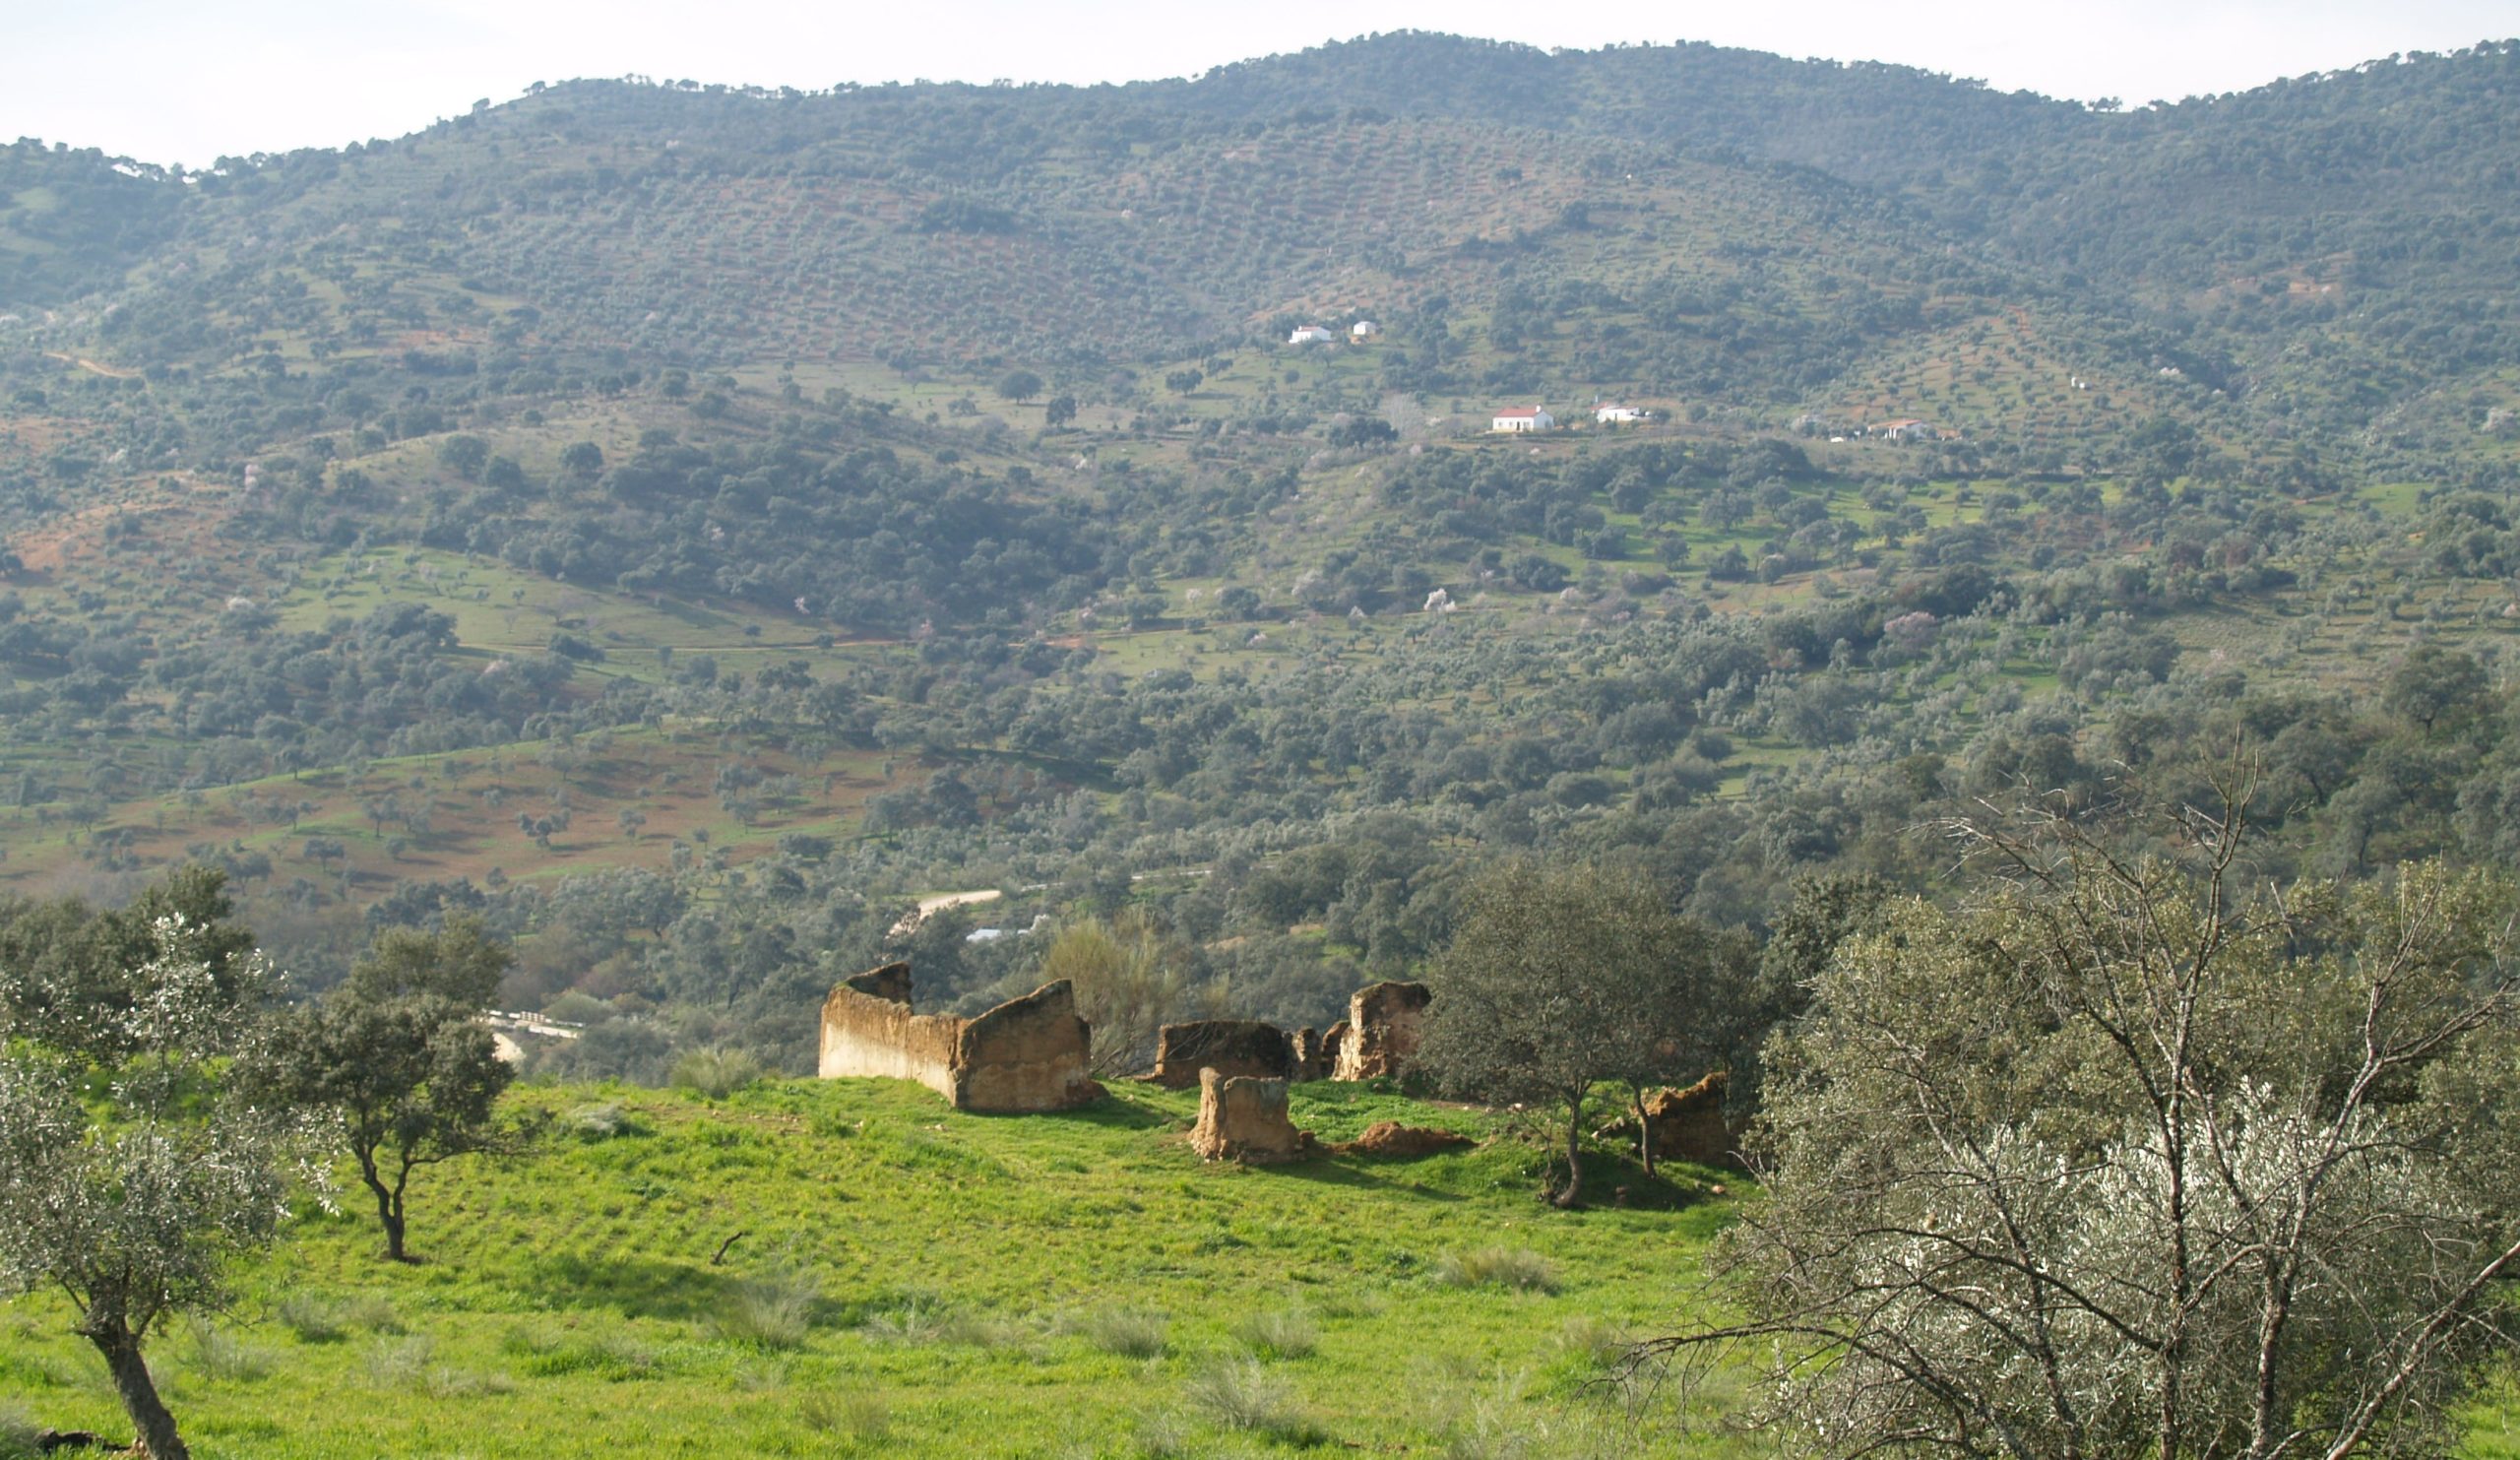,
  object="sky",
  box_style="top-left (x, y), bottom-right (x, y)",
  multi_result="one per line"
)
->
top-left (9, 0), bottom-right (2519, 168)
